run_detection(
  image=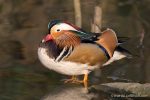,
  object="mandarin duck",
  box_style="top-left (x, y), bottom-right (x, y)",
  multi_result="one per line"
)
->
top-left (38, 20), bottom-right (131, 89)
